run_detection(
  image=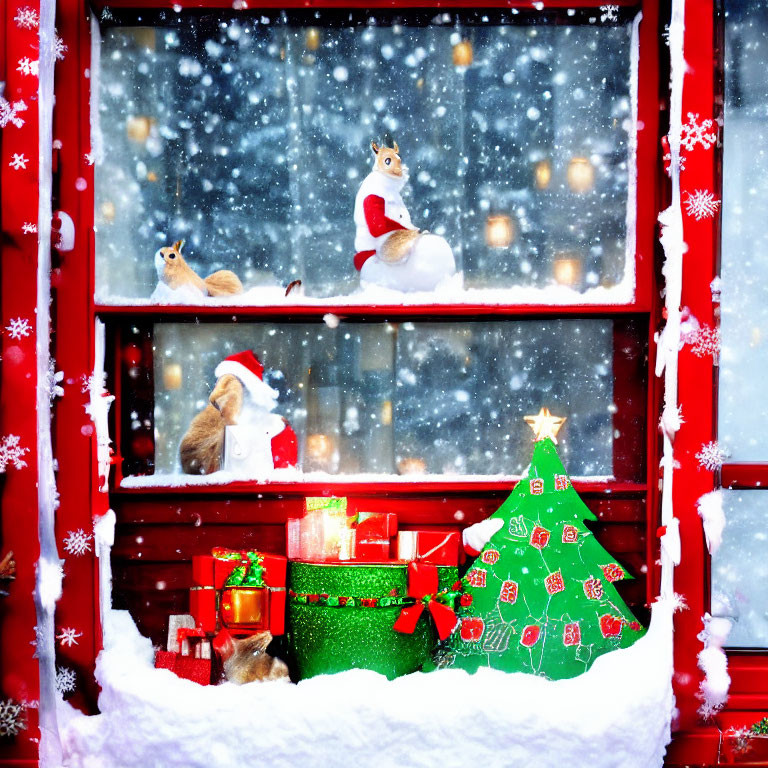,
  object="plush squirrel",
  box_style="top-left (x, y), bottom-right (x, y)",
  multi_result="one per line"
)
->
top-left (223, 631), bottom-right (290, 684)
top-left (353, 141), bottom-right (456, 292)
top-left (155, 240), bottom-right (243, 297)
top-left (180, 350), bottom-right (297, 476)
